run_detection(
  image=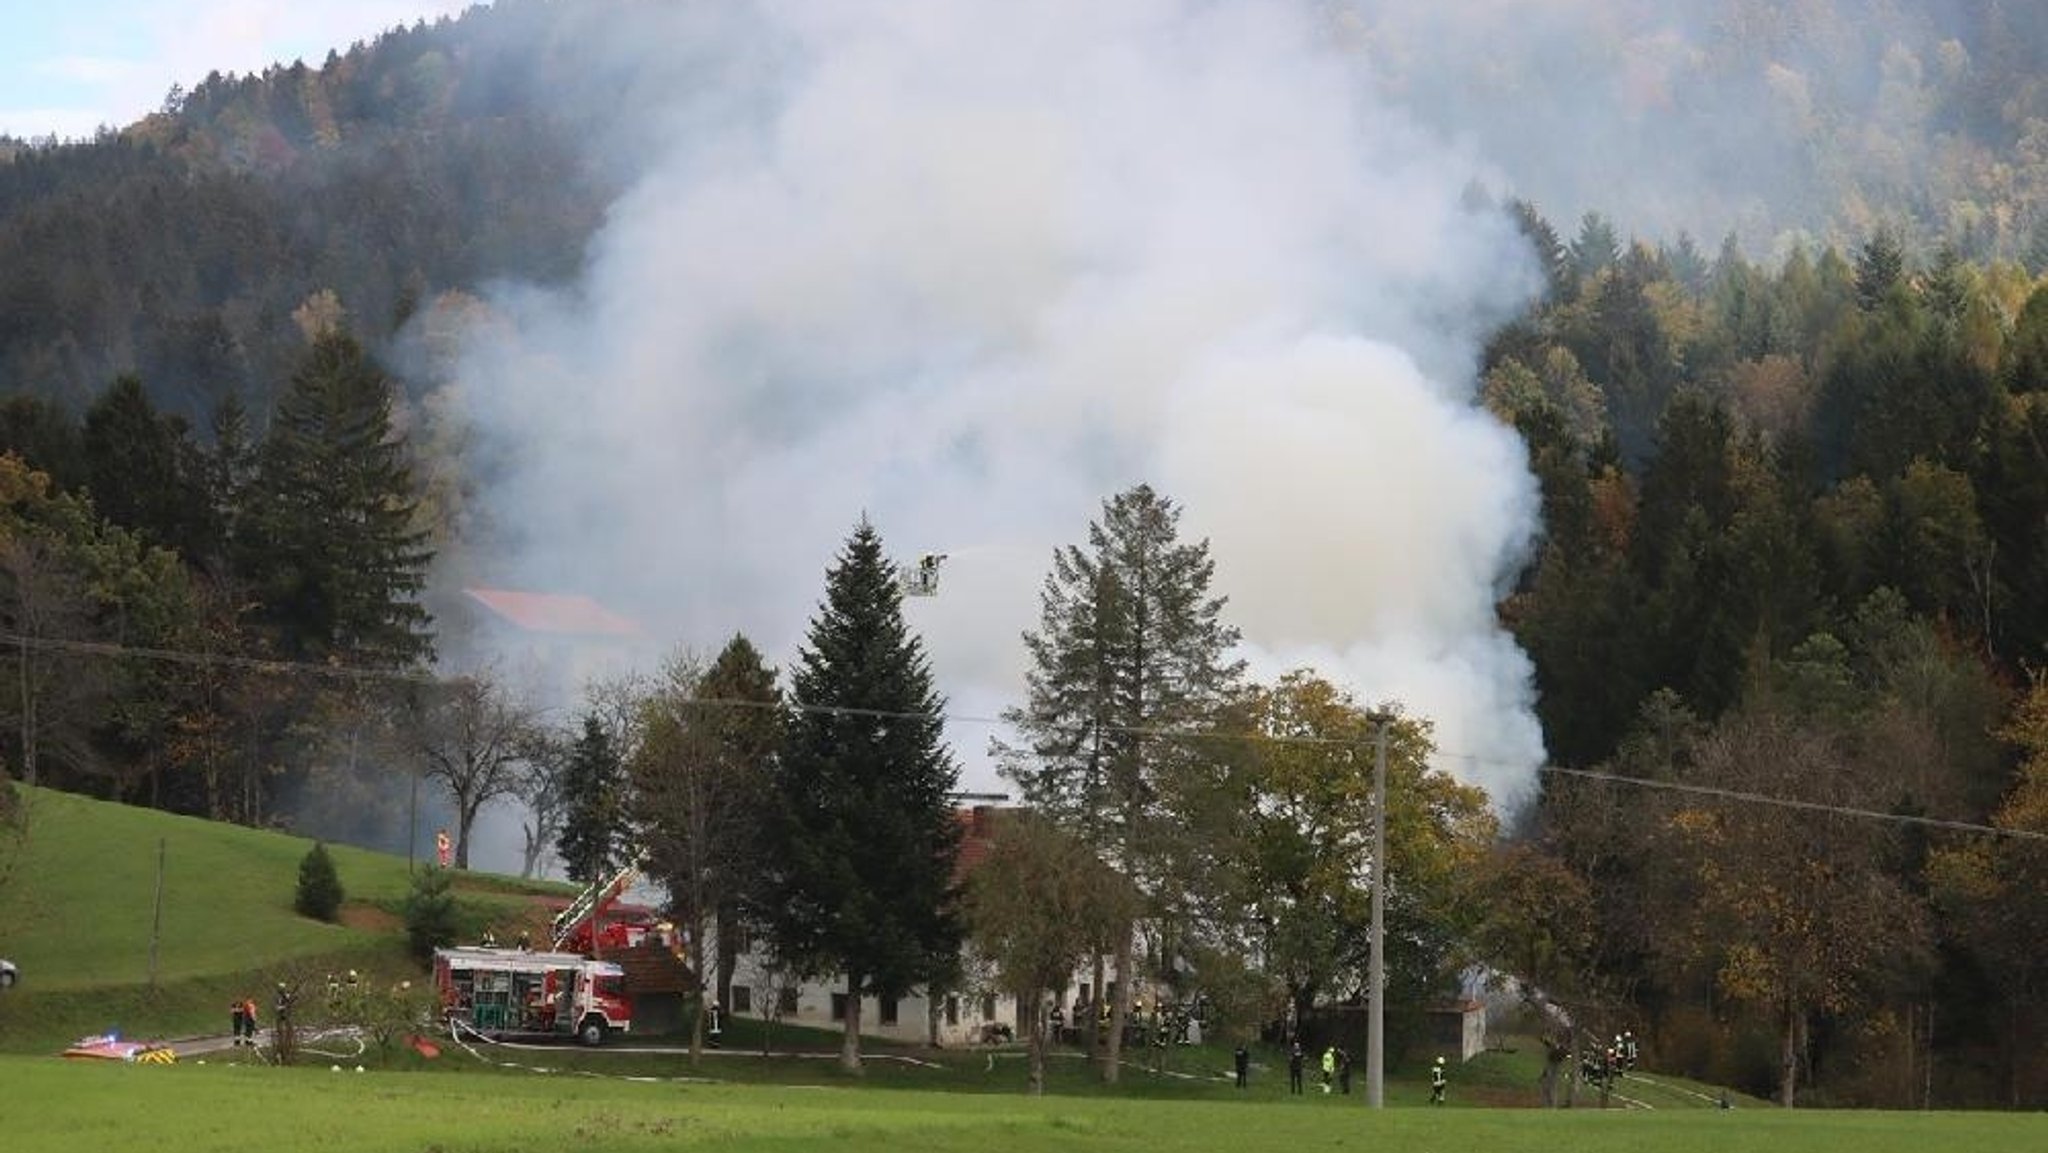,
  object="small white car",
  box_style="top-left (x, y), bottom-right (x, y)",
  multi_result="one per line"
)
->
top-left (0, 959), bottom-right (16, 989)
